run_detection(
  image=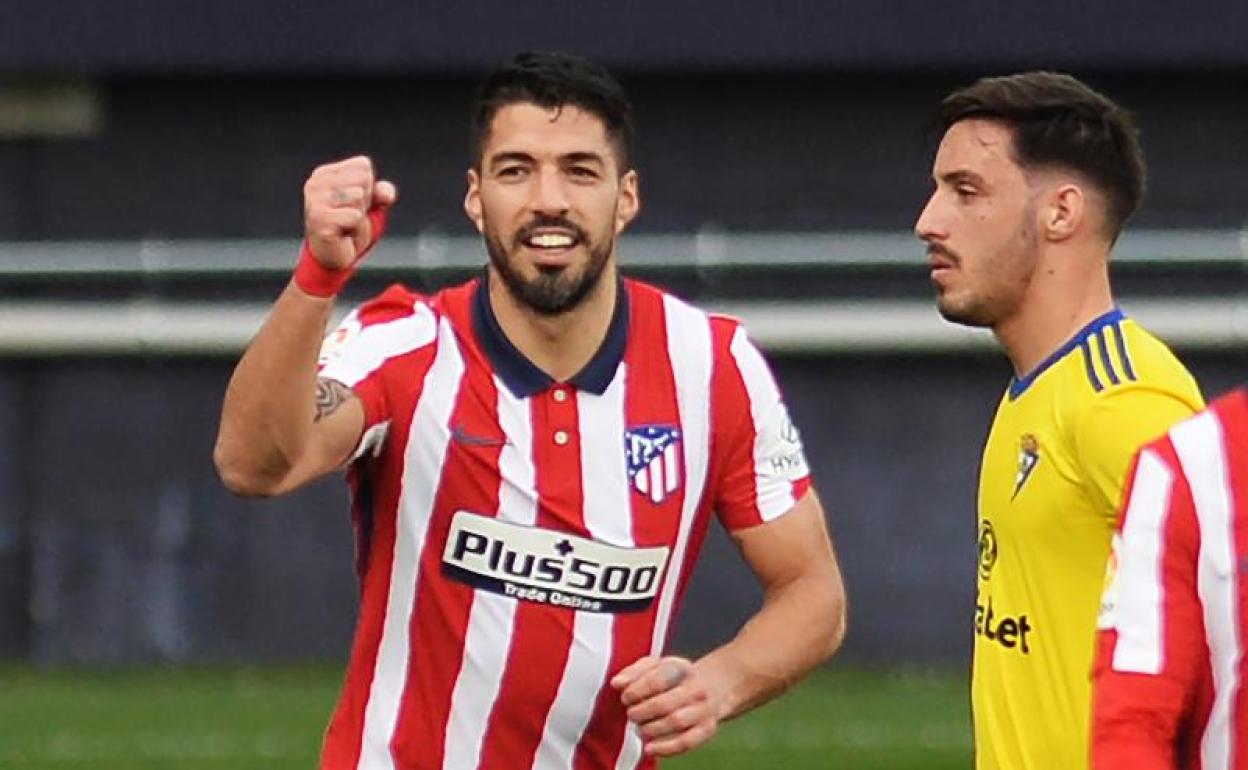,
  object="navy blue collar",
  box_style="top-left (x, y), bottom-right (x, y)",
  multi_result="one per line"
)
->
top-left (1009, 307), bottom-right (1124, 400)
top-left (471, 276), bottom-right (629, 399)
